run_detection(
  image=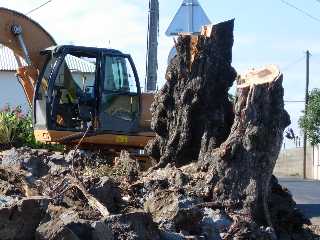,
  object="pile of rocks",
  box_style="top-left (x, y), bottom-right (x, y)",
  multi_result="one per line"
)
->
top-left (0, 147), bottom-right (316, 240)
